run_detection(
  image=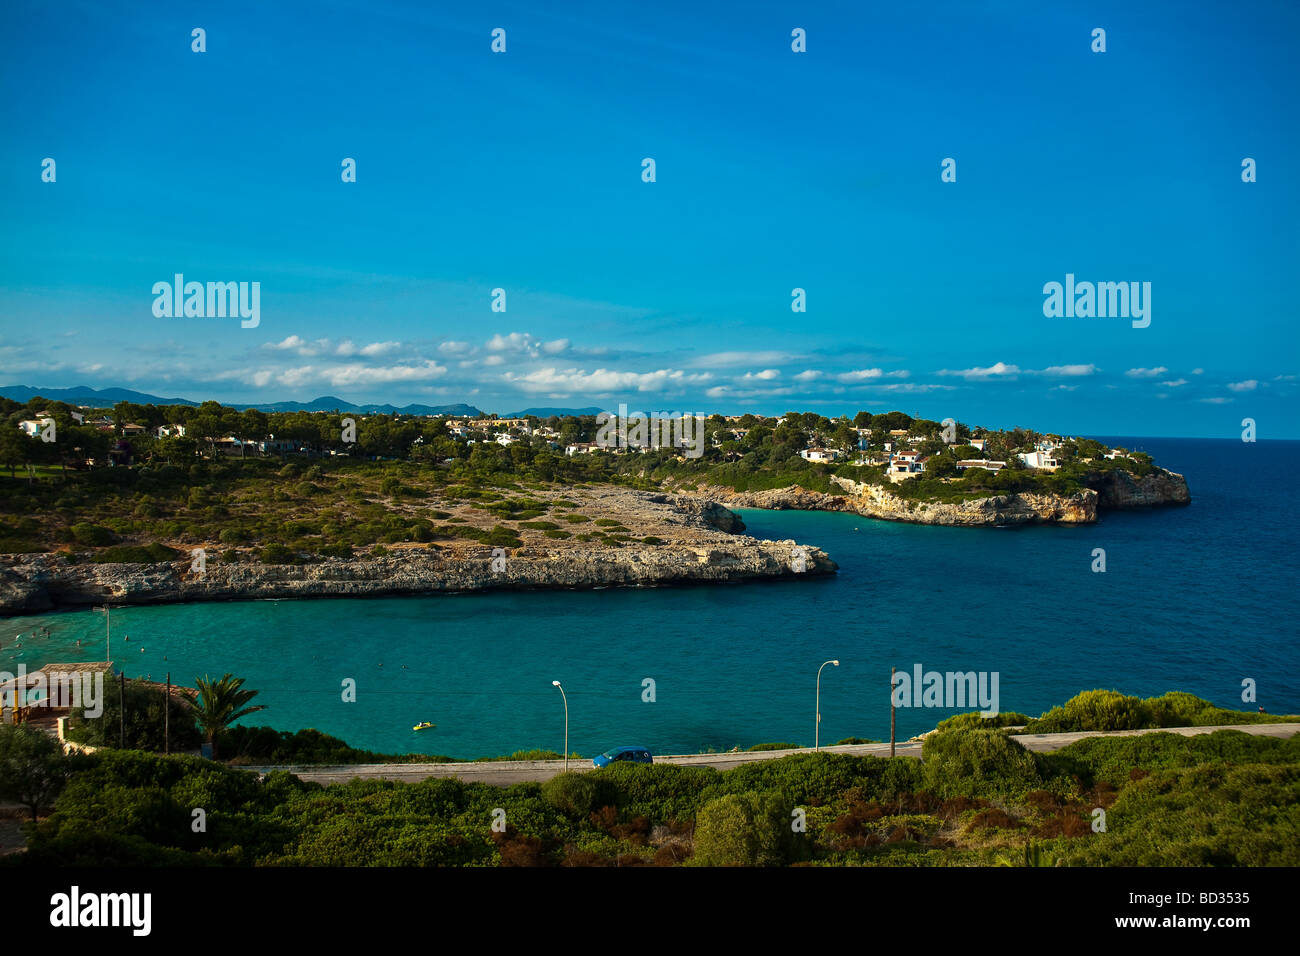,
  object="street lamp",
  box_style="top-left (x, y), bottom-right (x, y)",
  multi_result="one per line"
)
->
top-left (552, 680), bottom-right (568, 772)
top-left (816, 660), bottom-right (840, 749)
